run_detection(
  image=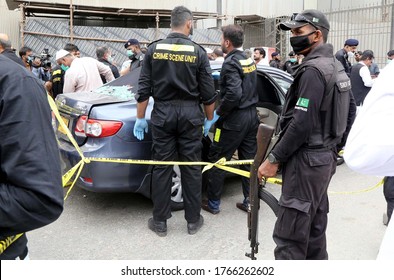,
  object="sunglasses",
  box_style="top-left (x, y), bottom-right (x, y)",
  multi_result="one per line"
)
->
top-left (291, 13), bottom-right (320, 30)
